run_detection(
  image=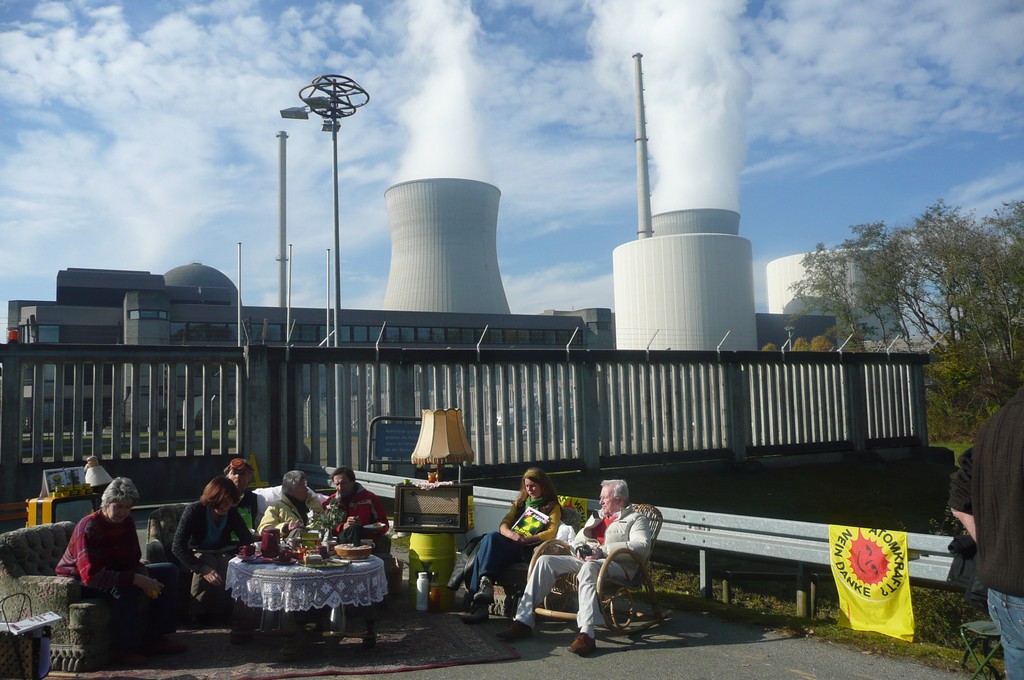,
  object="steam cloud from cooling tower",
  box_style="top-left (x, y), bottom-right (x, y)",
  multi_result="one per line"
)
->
top-left (603, 1), bottom-right (757, 352)
top-left (393, 0), bottom-right (491, 184)
top-left (589, 0), bottom-right (751, 214)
